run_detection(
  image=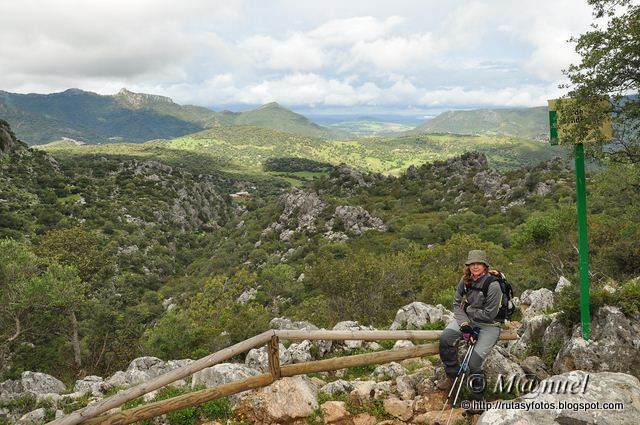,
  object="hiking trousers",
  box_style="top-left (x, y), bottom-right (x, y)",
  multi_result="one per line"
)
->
top-left (439, 320), bottom-right (501, 399)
